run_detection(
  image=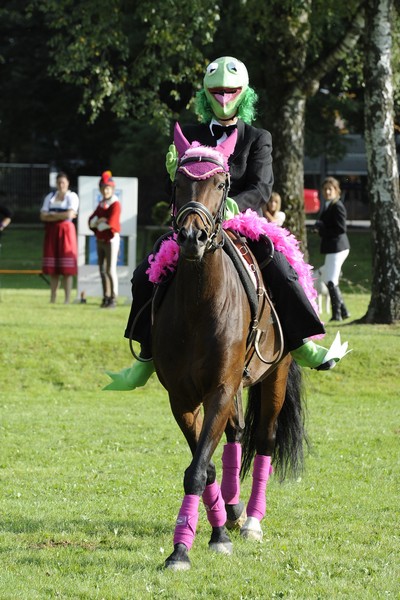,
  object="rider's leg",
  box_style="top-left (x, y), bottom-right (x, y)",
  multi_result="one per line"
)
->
top-left (248, 243), bottom-right (341, 370)
top-left (104, 257), bottom-right (155, 391)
